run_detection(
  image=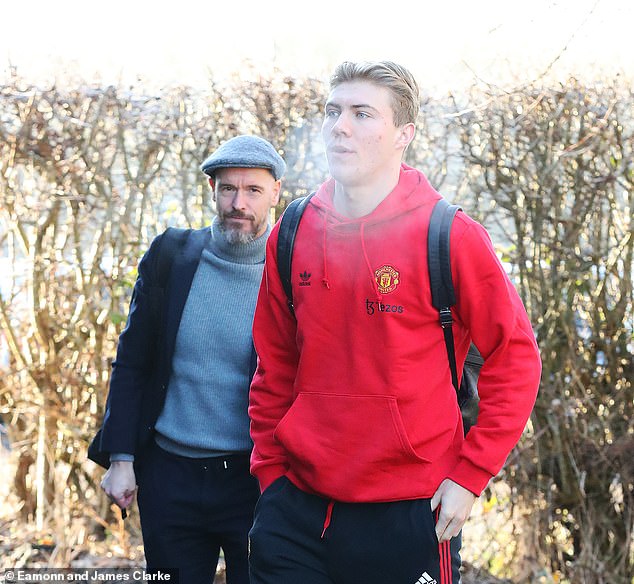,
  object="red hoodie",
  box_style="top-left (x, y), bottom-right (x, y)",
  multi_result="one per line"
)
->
top-left (249, 165), bottom-right (541, 502)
